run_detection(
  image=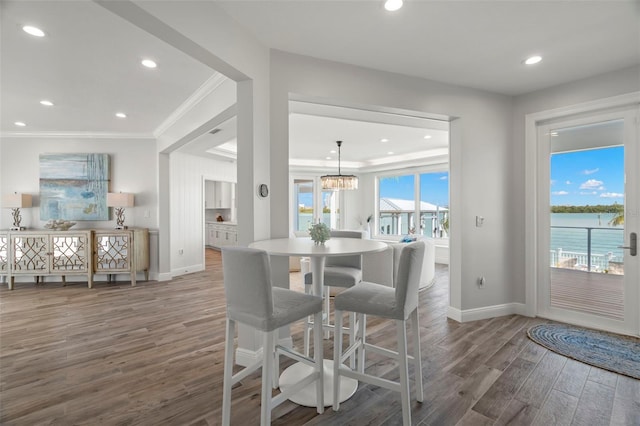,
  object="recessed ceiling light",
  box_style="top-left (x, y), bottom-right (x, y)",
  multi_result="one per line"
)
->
top-left (14, 121), bottom-right (26, 127)
top-left (22, 25), bottom-right (45, 37)
top-left (550, 131), bottom-right (558, 137)
top-left (40, 100), bottom-right (54, 106)
top-left (326, 156), bottom-right (332, 160)
top-left (330, 150), bottom-right (337, 154)
top-left (387, 151), bottom-right (394, 155)
top-left (423, 135), bottom-right (432, 139)
top-left (141, 59), bottom-right (157, 69)
top-left (384, 0), bottom-right (403, 11)
top-left (115, 112), bottom-right (127, 118)
top-left (381, 138), bottom-right (389, 142)
top-left (524, 55), bottom-right (542, 65)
